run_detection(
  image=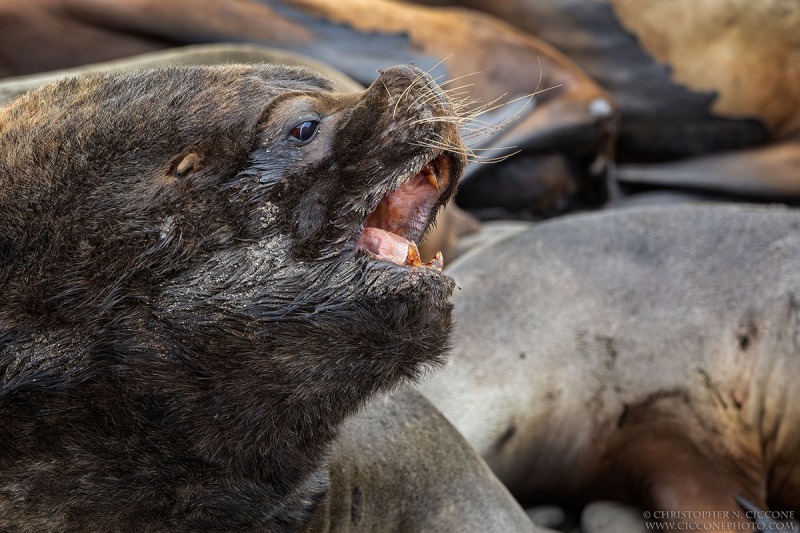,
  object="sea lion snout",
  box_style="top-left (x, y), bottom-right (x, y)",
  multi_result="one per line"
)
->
top-left (343, 65), bottom-right (466, 268)
top-left (369, 64), bottom-right (464, 152)
top-left (252, 63), bottom-right (465, 277)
